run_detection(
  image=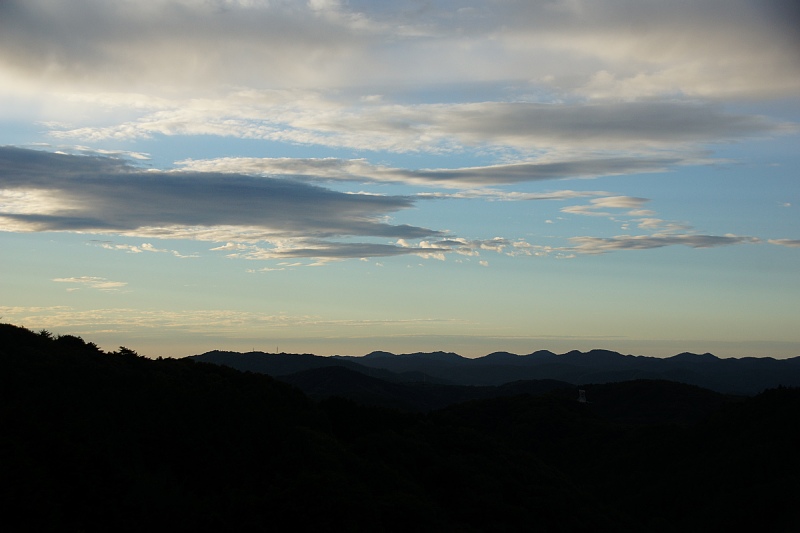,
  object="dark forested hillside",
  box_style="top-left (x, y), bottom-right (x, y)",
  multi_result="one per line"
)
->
top-left (278, 365), bottom-right (574, 412)
top-left (2, 323), bottom-right (799, 532)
